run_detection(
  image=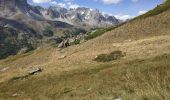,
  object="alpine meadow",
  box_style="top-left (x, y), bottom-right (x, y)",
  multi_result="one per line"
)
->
top-left (0, 0), bottom-right (170, 100)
